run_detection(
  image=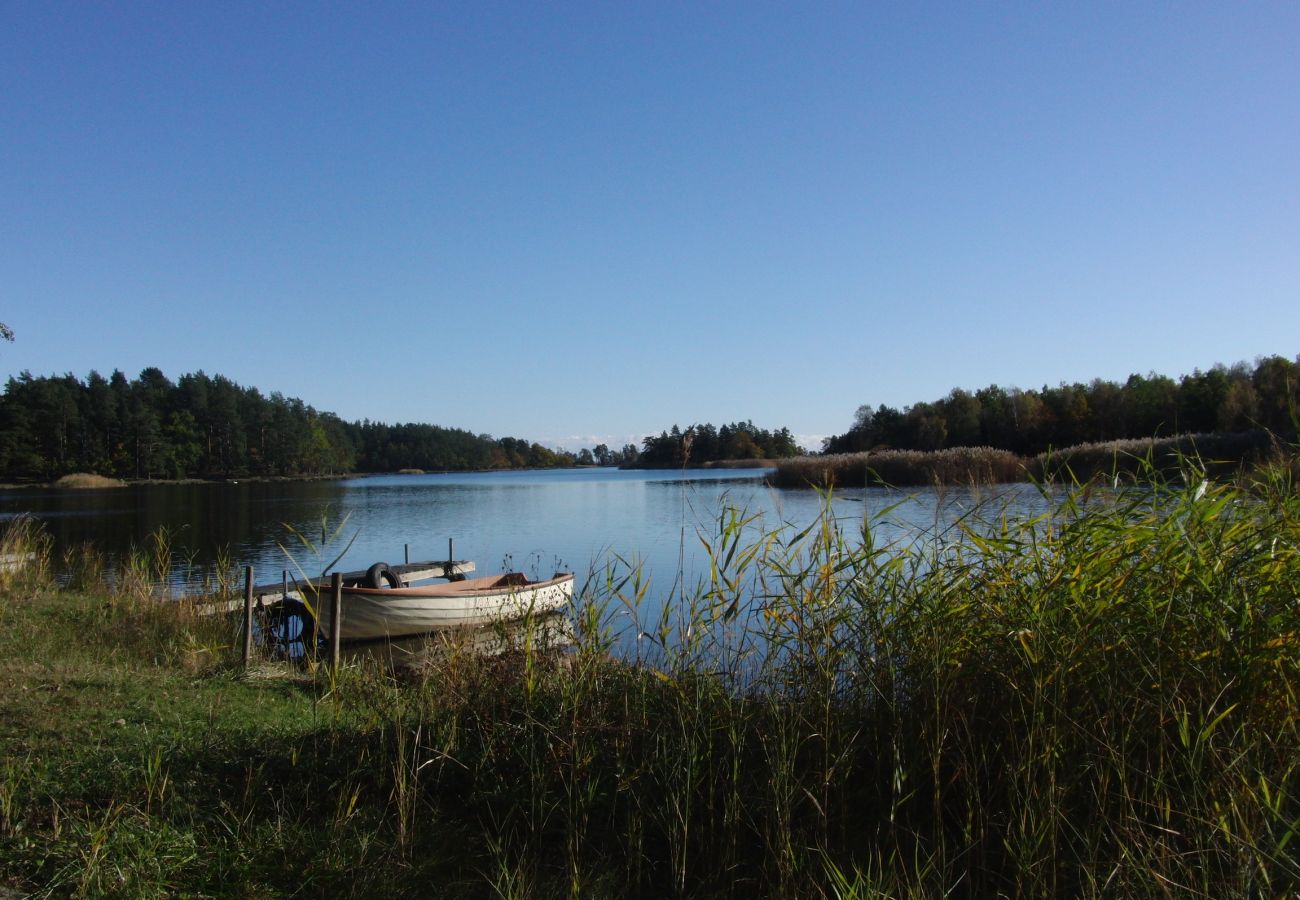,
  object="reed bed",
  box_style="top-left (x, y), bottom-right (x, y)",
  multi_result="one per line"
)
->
top-left (772, 431), bottom-right (1279, 489)
top-left (1030, 430), bottom-right (1276, 483)
top-left (48, 472), bottom-right (128, 489)
top-left (0, 466), bottom-right (1297, 897)
top-left (772, 446), bottom-right (1026, 488)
